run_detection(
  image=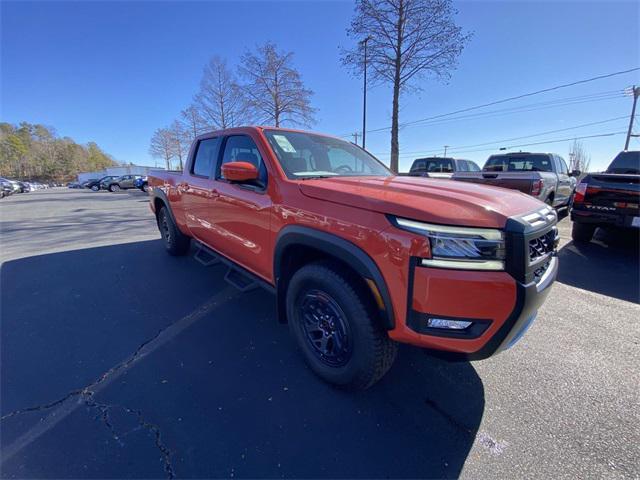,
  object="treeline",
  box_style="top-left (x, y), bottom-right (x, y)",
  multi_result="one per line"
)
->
top-left (0, 122), bottom-right (116, 182)
top-left (149, 42), bottom-right (316, 170)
